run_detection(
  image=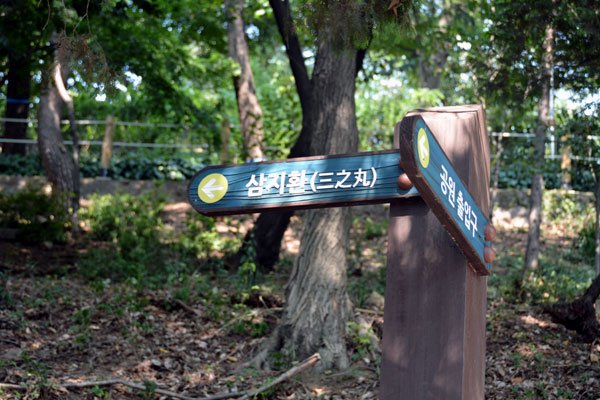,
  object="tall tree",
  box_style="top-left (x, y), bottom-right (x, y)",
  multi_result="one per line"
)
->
top-left (249, 0), bottom-right (408, 371)
top-left (523, 23), bottom-right (554, 276)
top-left (0, 0), bottom-right (50, 154)
top-left (225, 0), bottom-right (266, 161)
top-left (476, 0), bottom-right (600, 292)
top-left (37, 33), bottom-right (78, 213)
